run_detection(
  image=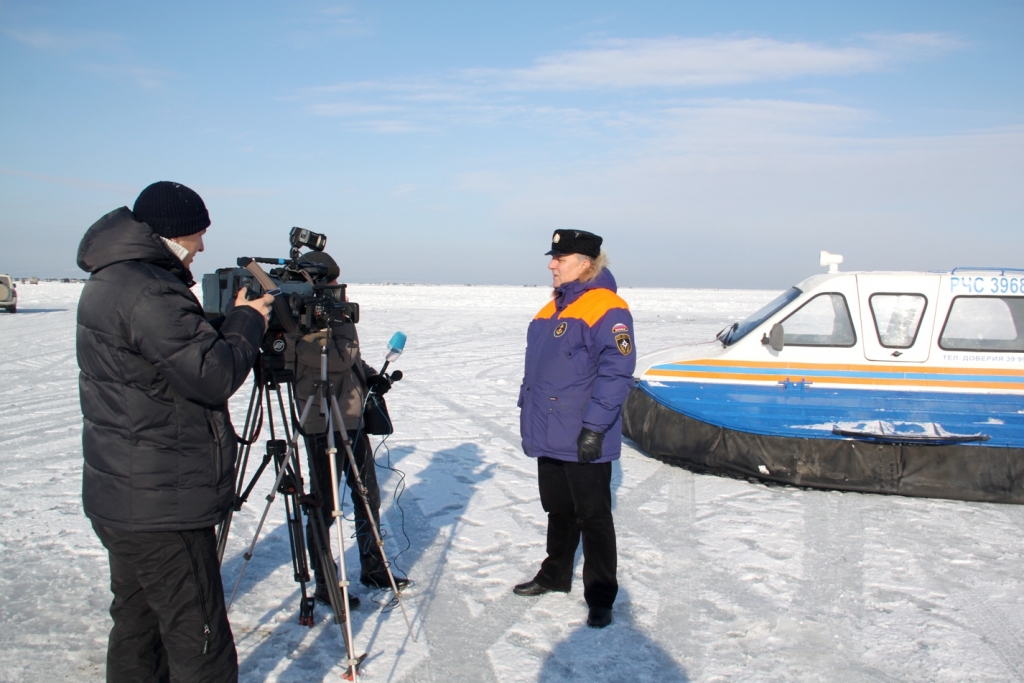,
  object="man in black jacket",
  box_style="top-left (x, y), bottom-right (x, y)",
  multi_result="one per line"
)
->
top-left (77, 181), bottom-right (273, 683)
